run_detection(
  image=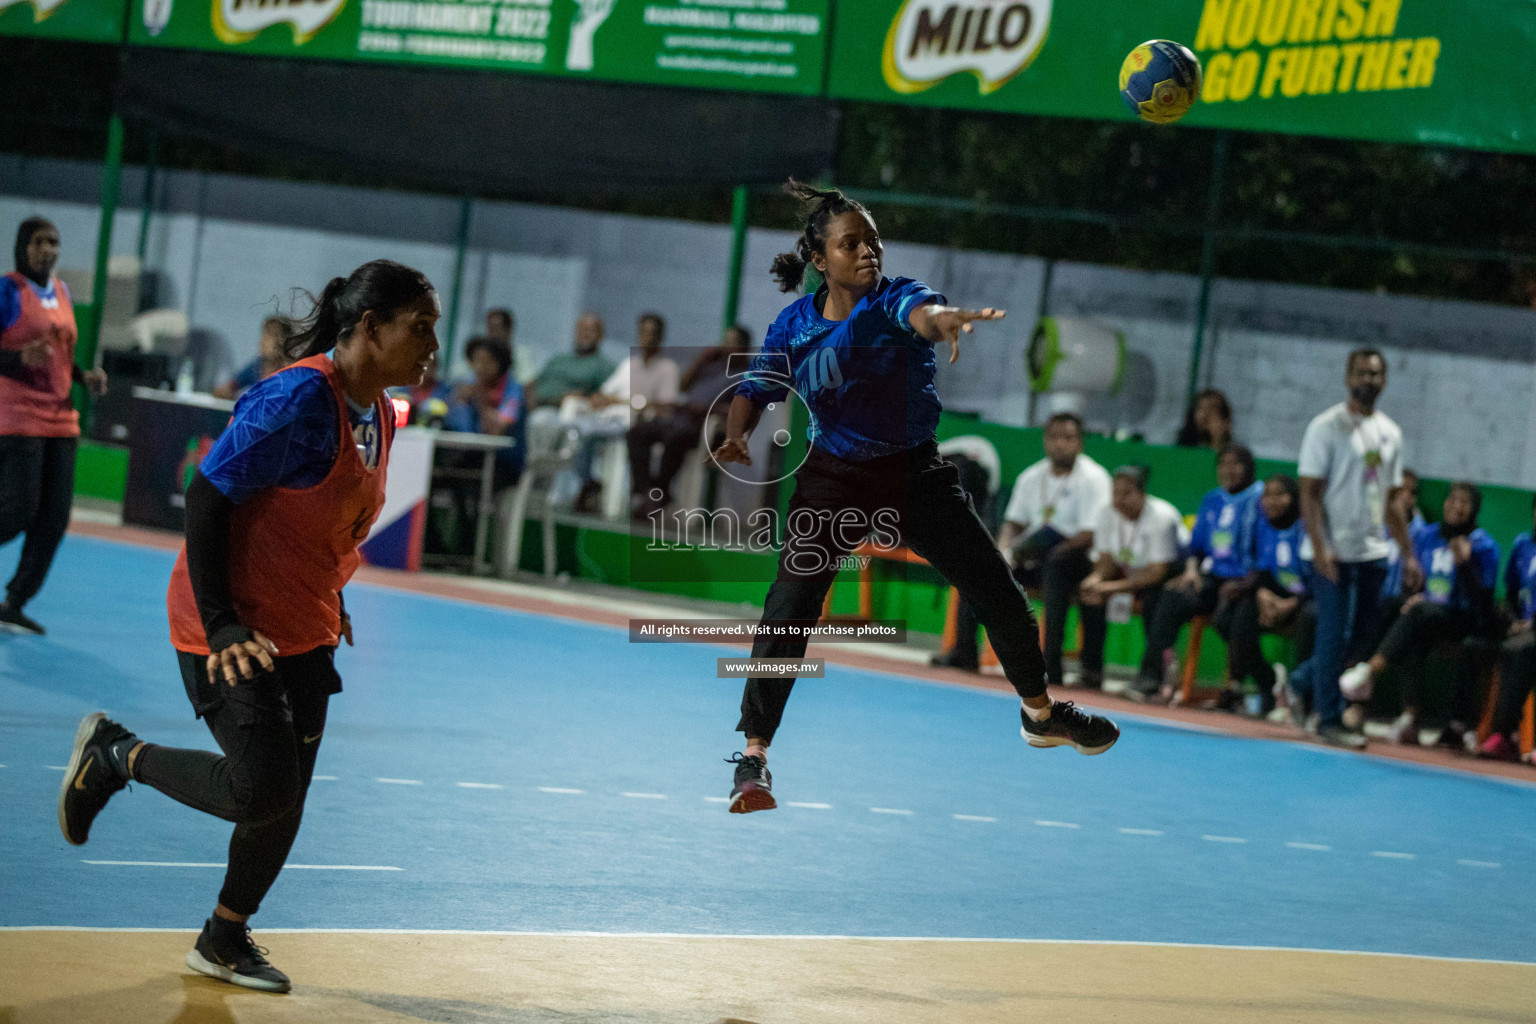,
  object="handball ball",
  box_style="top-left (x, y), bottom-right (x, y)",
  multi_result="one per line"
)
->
top-left (1119, 40), bottom-right (1202, 124)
